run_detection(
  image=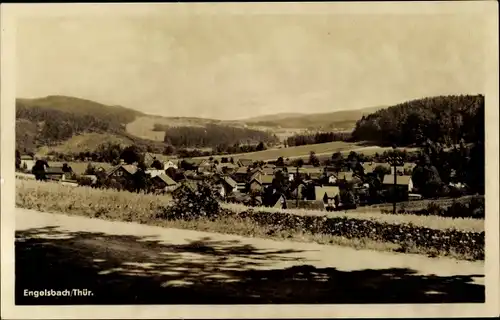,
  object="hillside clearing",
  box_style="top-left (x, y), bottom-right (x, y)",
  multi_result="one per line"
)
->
top-left (36, 133), bottom-right (135, 156)
top-left (126, 115), bottom-right (227, 141)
